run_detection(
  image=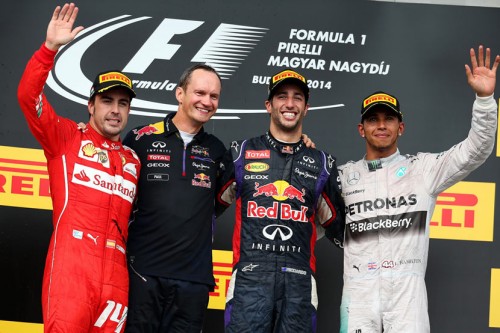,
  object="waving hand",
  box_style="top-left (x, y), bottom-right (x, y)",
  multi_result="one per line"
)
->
top-left (465, 45), bottom-right (500, 97)
top-left (45, 3), bottom-right (84, 51)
